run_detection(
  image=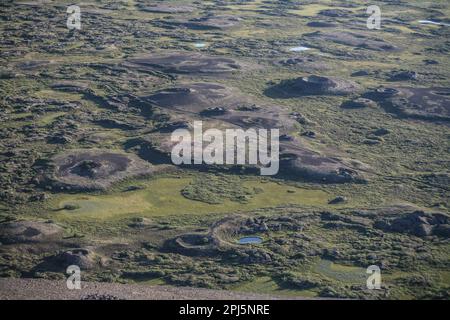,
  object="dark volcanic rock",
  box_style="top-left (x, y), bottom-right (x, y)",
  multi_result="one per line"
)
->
top-left (0, 220), bottom-right (63, 244)
top-left (50, 82), bottom-right (90, 94)
top-left (50, 149), bottom-right (153, 191)
top-left (56, 248), bottom-right (97, 270)
top-left (238, 249), bottom-right (273, 264)
top-left (137, 3), bottom-right (194, 13)
top-left (365, 87), bottom-right (400, 100)
top-left (200, 107), bottom-right (228, 116)
top-left (265, 75), bottom-right (361, 97)
top-left (423, 59), bottom-right (438, 65)
top-left (142, 83), bottom-right (366, 184)
top-left (307, 21), bottom-right (338, 28)
top-left (47, 134), bottom-right (73, 144)
top-left (388, 70), bottom-right (418, 81)
top-left (329, 196), bottom-right (347, 204)
top-left (143, 82), bottom-right (287, 130)
top-left (81, 294), bottom-right (121, 300)
top-left (276, 56), bottom-right (329, 72)
top-left (434, 225), bottom-right (450, 237)
top-left (126, 52), bottom-right (243, 75)
top-left (306, 31), bottom-right (400, 52)
top-left (319, 9), bottom-right (352, 18)
top-left (372, 128), bottom-right (390, 136)
top-left (94, 118), bottom-right (143, 131)
top-left (374, 211), bottom-right (450, 238)
top-left (143, 83), bottom-right (240, 113)
top-left (301, 131), bottom-right (316, 138)
top-left (280, 153), bottom-right (364, 183)
top-left (351, 70), bottom-right (370, 77)
top-left (183, 14), bottom-right (241, 30)
top-left (164, 233), bottom-right (217, 257)
top-left (341, 98), bottom-right (377, 109)
top-left (16, 60), bottom-right (53, 71)
top-left (158, 121), bottom-right (191, 132)
top-left (365, 87), bottom-right (450, 121)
